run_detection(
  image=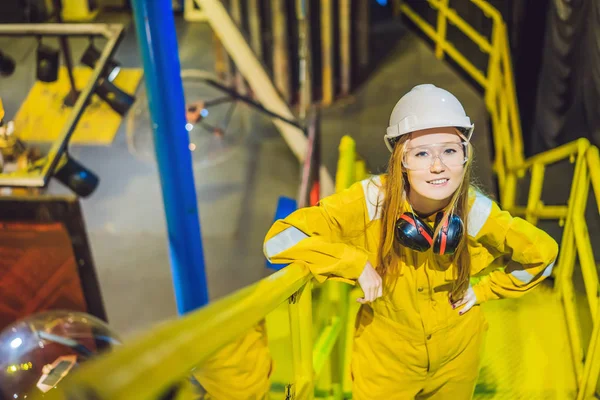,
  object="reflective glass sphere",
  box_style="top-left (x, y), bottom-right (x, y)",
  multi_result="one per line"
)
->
top-left (0, 311), bottom-right (120, 399)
